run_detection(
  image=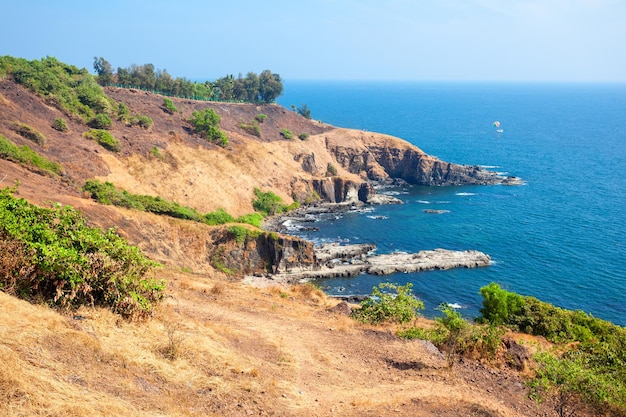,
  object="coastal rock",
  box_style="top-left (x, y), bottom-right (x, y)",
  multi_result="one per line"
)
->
top-left (366, 249), bottom-right (491, 275)
top-left (324, 129), bottom-right (507, 186)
